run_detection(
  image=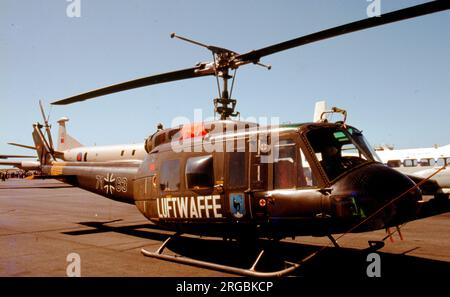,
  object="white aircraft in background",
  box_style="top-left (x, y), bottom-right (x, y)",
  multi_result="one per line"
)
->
top-left (2, 116), bottom-right (146, 171)
top-left (53, 117), bottom-right (146, 163)
top-left (314, 101), bottom-right (450, 195)
top-left (0, 149), bottom-right (40, 171)
top-left (374, 145), bottom-right (450, 193)
top-left (0, 158), bottom-right (41, 171)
